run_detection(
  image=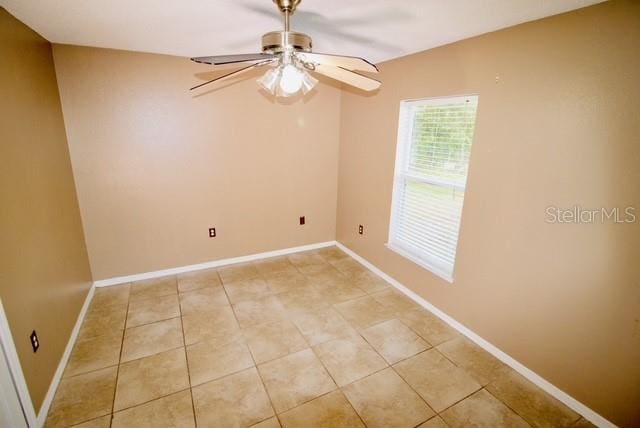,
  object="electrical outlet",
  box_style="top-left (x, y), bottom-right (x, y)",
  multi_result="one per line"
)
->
top-left (30, 330), bottom-right (39, 353)
top-left (208, 227), bottom-right (216, 238)
top-left (299, 216), bottom-right (305, 225)
top-left (358, 225), bottom-right (364, 235)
